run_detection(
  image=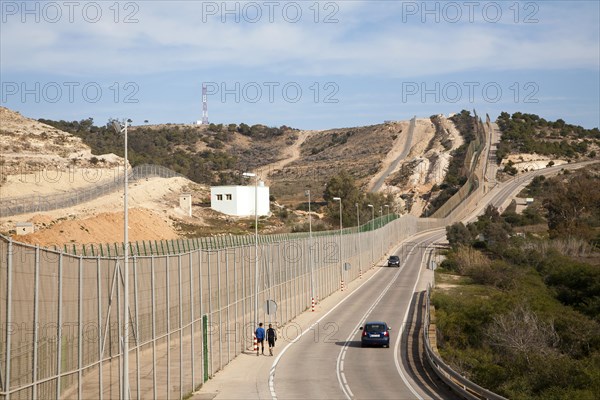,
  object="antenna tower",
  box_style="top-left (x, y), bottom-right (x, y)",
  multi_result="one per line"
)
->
top-left (202, 83), bottom-right (209, 125)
